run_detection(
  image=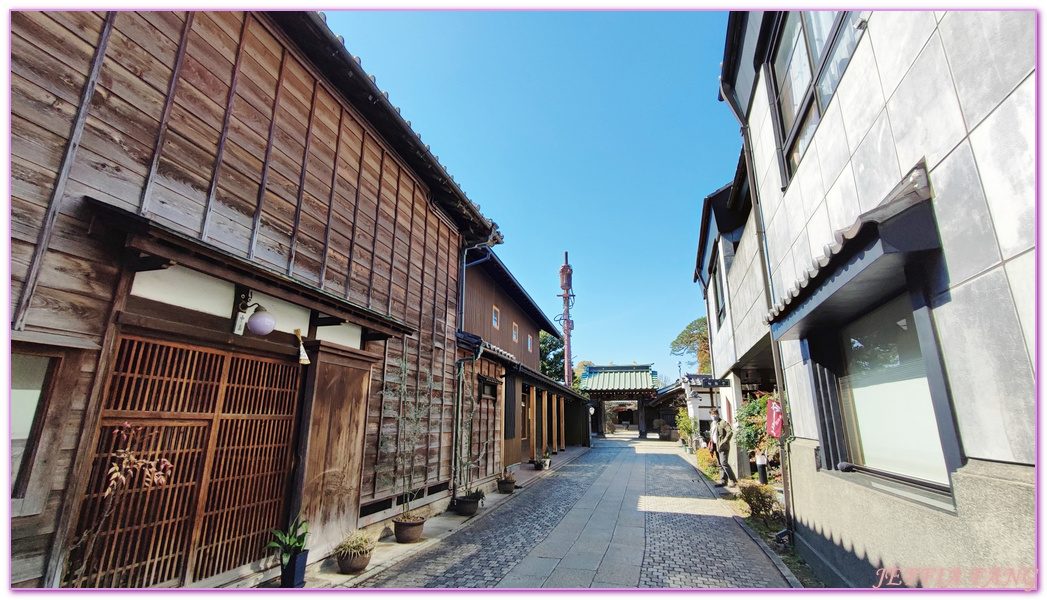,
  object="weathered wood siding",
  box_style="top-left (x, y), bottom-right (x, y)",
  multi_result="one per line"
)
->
top-left (10, 10), bottom-right (462, 585)
top-left (462, 267), bottom-right (540, 371)
top-left (457, 353), bottom-right (504, 484)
